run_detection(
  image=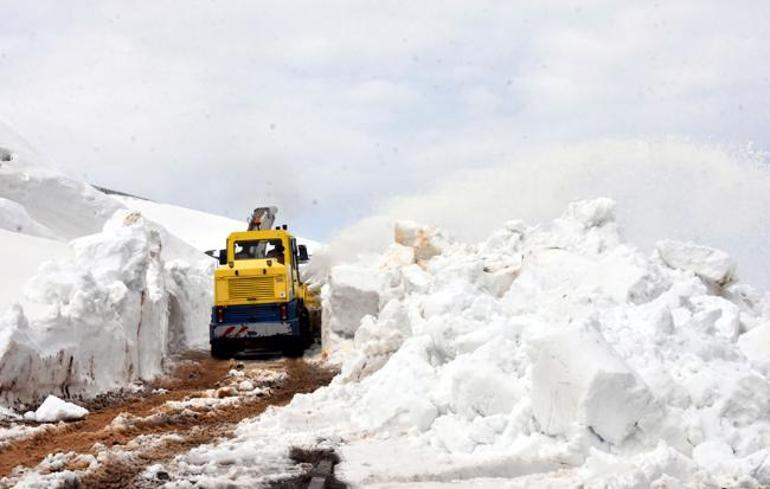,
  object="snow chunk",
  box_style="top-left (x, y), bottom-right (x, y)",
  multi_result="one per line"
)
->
top-left (562, 197), bottom-right (616, 228)
top-left (394, 221), bottom-right (446, 262)
top-left (738, 324), bottom-right (770, 371)
top-left (692, 440), bottom-right (735, 472)
top-left (656, 240), bottom-right (737, 286)
top-left (23, 395), bottom-right (88, 423)
top-left (552, 198), bottom-right (621, 253)
top-left (530, 323), bottom-right (655, 444)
